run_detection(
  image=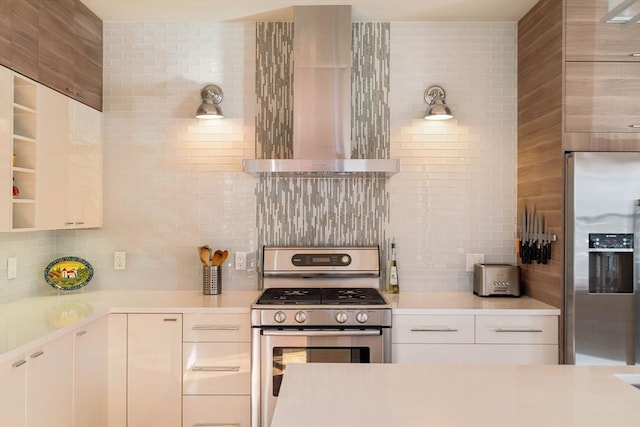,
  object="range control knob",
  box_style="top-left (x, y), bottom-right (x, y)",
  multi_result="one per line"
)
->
top-left (355, 311), bottom-right (369, 324)
top-left (335, 312), bottom-right (348, 324)
top-left (274, 311), bottom-right (286, 324)
top-left (341, 255), bottom-right (350, 264)
top-left (294, 311), bottom-right (307, 323)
